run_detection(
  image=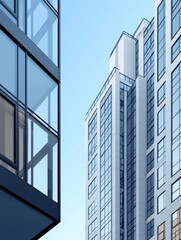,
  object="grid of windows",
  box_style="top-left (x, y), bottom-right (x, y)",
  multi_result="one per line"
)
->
top-left (147, 173), bottom-right (154, 218)
top-left (172, 178), bottom-right (181, 201)
top-left (0, 30), bottom-right (59, 202)
top-left (157, 163), bottom-right (165, 188)
top-left (144, 32), bottom-right (154, 58)
top-left (88, 114), bottom-right (97, 139)
top-left (158, 192), bottom-right (164, 213)
top-left (157, 82), bottom-right (165, 106)
top-left (100, 87), bottom-right (112, 240)
top-left (157, 106), bottom-right (165, 135)
top-left (147, 75), bottom-right (154, 148)
top-left (147, 219), bottom-right (154, 240)
top-left (157, 222), bottom-right (165, 240)
top-left (135, 40), bottom-right (139, 79)
top-left (127, 85), bottom-right (136, 240)
top-left (172, 207), bottom-right (181, 240)
top-left (88, 218), bottom-right (97, 240)
top-left (88, 134), bottom-right (97, 161)
top-left (88, 155), bottom-right (97, 179)
top-left (144, 53), bottom-right (154, 76)
top-left (157, 138), bottom-right (165, 162)
top-left (171, 36), bottom-right (181, 62)
top-left (157, 0), bottom-right (166, 80)
top-left (120, 86), bottom-right (126, 240)
top-left (88, 177), bottom-right (97, 199)
top-left (172, 63), bottom-right (181, 175)
top-left (171, 0), bottom-right (181, 38)
top-left (88, 200), bottom-right (97, 219)
top-left (147, 150), bottom-right (154, 173)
